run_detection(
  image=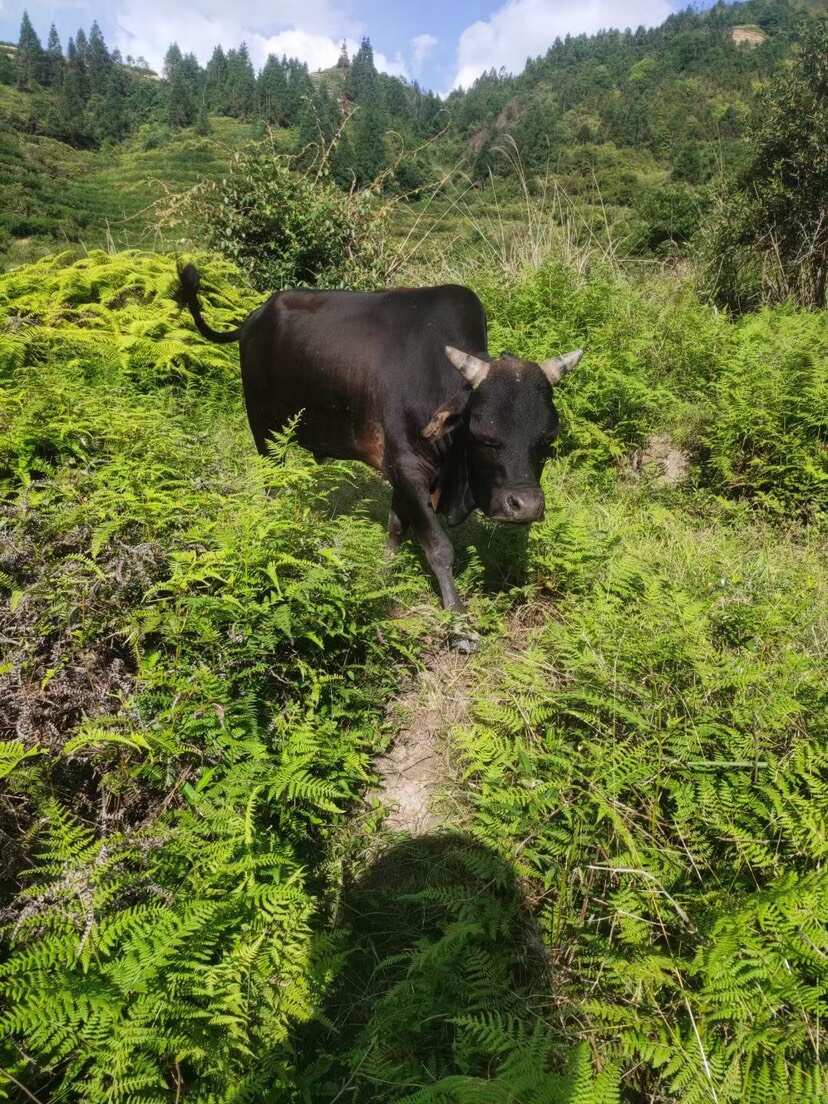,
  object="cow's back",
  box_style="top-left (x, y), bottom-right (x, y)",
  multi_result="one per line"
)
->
top-left (237, 284), bottom-right (487, 467)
